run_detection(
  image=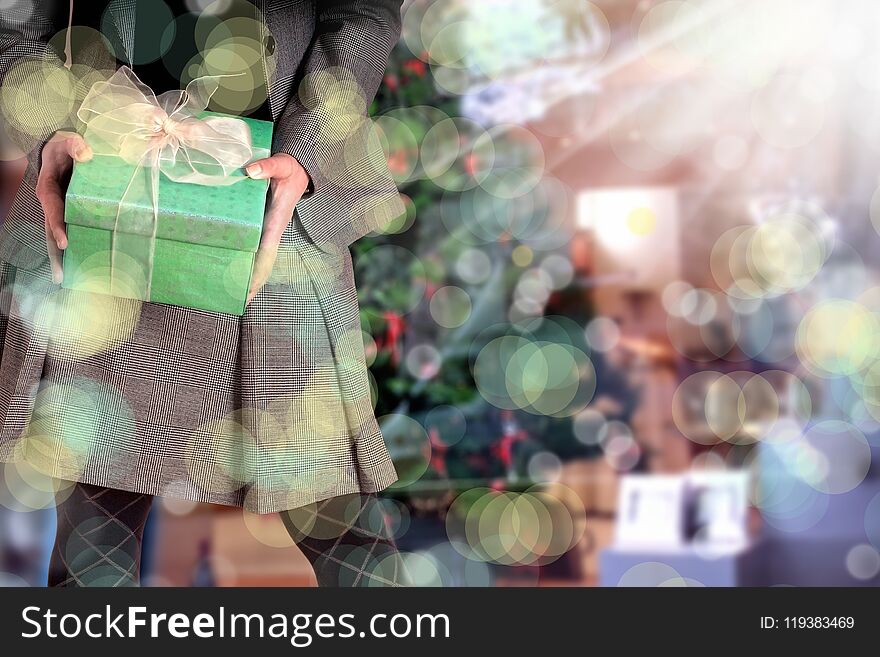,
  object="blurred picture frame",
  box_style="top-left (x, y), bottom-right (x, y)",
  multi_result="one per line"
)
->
top-left (686, 470), bottom-right (750, 546)
top-left (614, 474), bottom-right (686, 548)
